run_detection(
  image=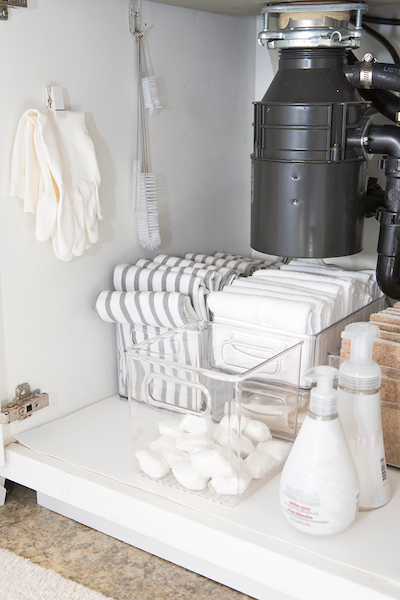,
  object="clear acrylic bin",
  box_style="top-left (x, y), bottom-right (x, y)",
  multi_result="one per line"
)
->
top-left (125, 321), bottom-right (303, 506)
